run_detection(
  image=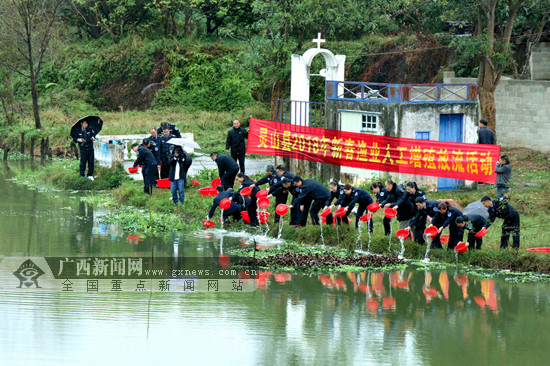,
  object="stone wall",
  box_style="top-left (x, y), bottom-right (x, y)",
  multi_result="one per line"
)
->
top-left (444, 72), bottom-right (550, 153)
top-left (530, 42), bottom-right (550, 81)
